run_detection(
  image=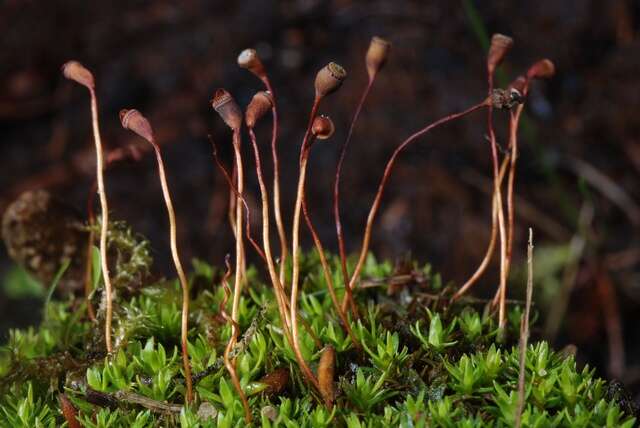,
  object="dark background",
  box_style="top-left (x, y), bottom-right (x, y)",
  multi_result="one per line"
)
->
top-left (1, 0), bottom-right (640, 399)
